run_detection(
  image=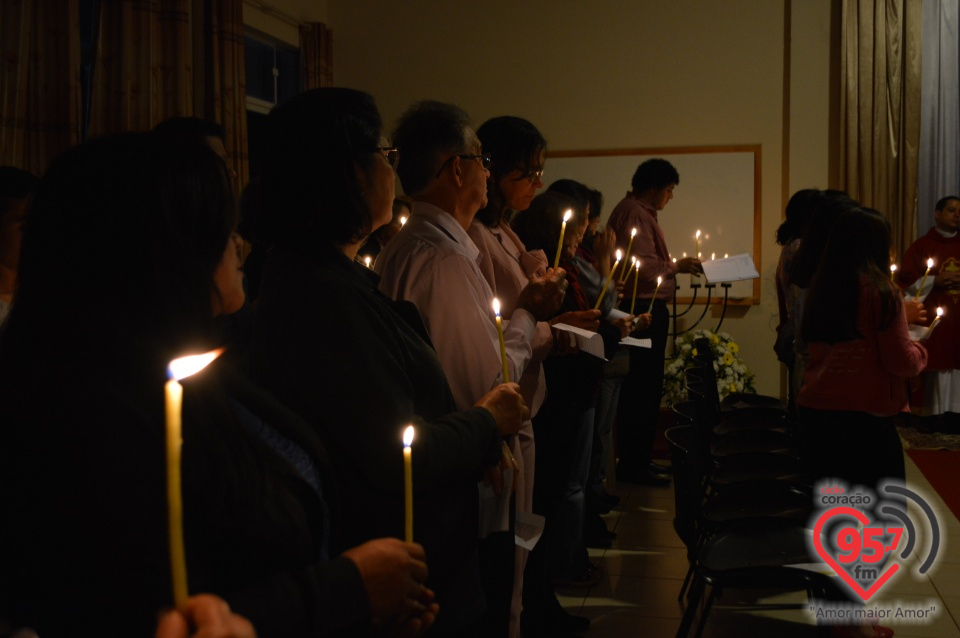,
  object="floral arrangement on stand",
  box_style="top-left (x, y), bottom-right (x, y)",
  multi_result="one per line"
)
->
top-left (663, 329), bottom-right (756, 406)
